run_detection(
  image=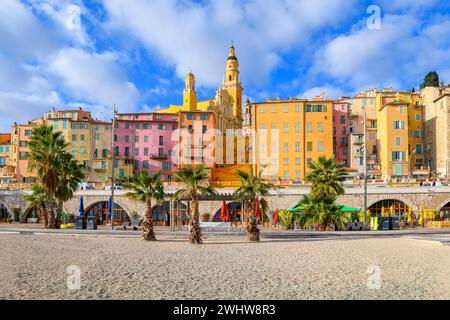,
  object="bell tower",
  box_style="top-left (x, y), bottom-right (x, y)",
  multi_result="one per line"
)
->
top-left (223, 44), bottom-right (243, 126)
top-left (183, 72), bottom-right (197, 111)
